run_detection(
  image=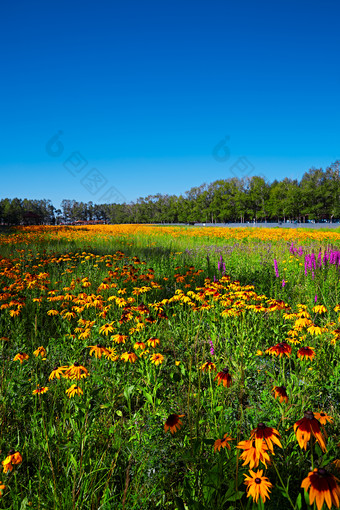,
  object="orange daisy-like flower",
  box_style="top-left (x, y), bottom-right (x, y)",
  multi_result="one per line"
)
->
top-left (147, 337), bottom-right (160, 348)
top-left (200, 361), bottom-right (217, 372)
top-left (13, 352), bottom-right (29, 364)
top-left (0, 480), bottom-right (5, 496)
top-left (111, 334), bottom-right (127, 344)
top-left (133, 341), bottom-right (146, 350)
top-left (66, 384), bottom-right (83, 398)
top-left (236, 439), bottom-right (271, 469)
top-left (297, 346), bottom-right (315, 360)
top-left (49, 365), bottom-right (68, 380)
top-left (214, 434), bottom-right (233, 452)
top-left (294, 410), bottom-right (327, 452)
top-left (244, 469), bottom-right (273, 504)
top-left (312, 305), bottom-right (328, 314)
top-left (63, 362), bottom-right (89, 380)
top-left (164, 414), bottom-right (185, 434)
top-left (150, 353), bottom-right (164, 365)
top-left (266, 342), bottom-right (292, 358)
top-left (33, 346), bottom-right (47, 358)
top-left (314, 411), bottom-right (333, 425)
top-left (32, 385), bottom-right (48, 395)
top-left (301, 467), bottom-right (340, 510)
top-left (272, 385), bottom-right (288, 404)
top-left (250, 423), bottom-right (282, 453)
top-left (99, 323), bottom-right (115, 336)
top-left (87, 344), bottom-right (109, 358)
top-left (214, 367), bottom-right (232, 387)
top-left (121, 352), bottom-right (138, 363)
top-left (2, 450), bottom-right (22, 474)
